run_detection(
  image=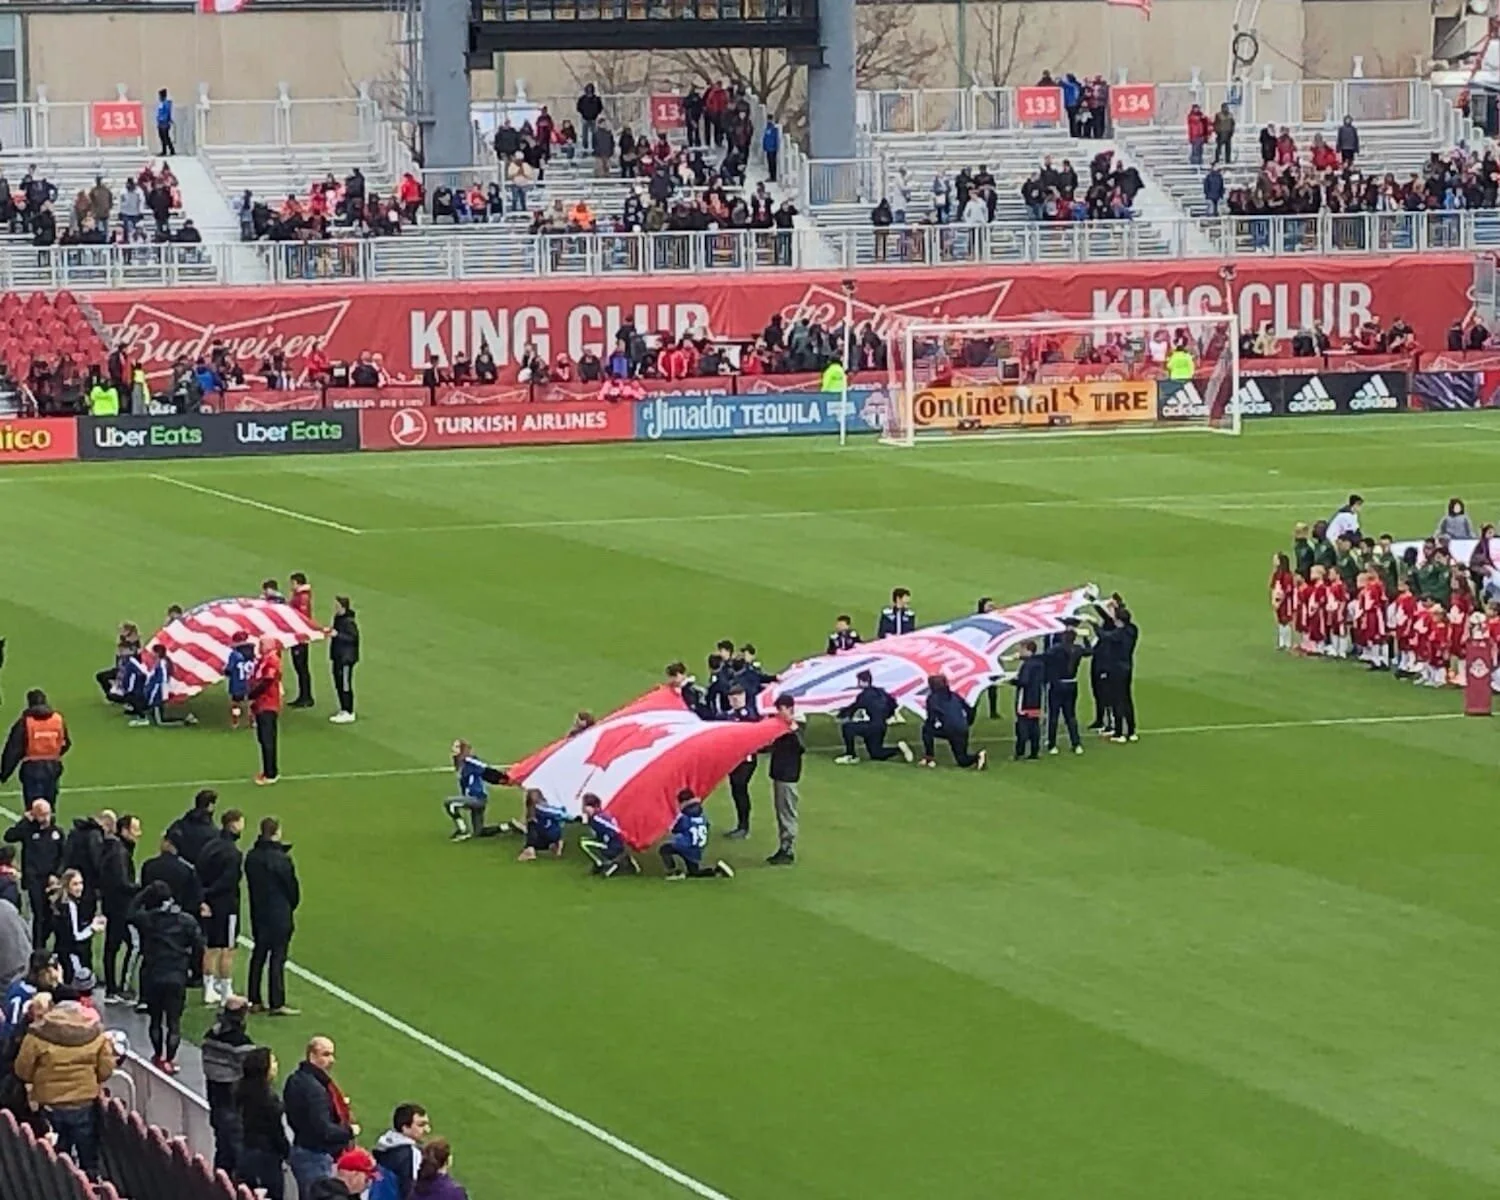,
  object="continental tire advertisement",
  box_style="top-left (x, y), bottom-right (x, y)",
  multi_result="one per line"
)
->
top-left (79, 412), bottom-right (360, 461)
top-left (911, 381), bottom-right (1157, 432)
